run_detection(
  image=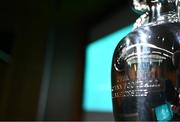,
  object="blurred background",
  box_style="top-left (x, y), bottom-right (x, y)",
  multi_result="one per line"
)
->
top-left (0, 0), bottom-right (137, 120)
